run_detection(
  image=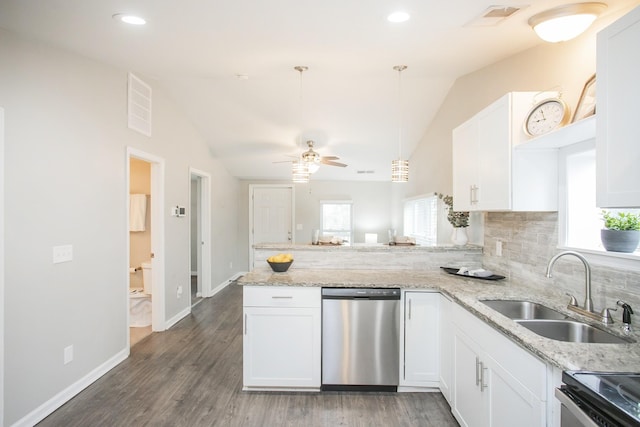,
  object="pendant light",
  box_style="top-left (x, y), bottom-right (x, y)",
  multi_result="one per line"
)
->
top-left (391, 65), bottom-right (409, 183)
top-left (292, 66), bottom-right (310, 183)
